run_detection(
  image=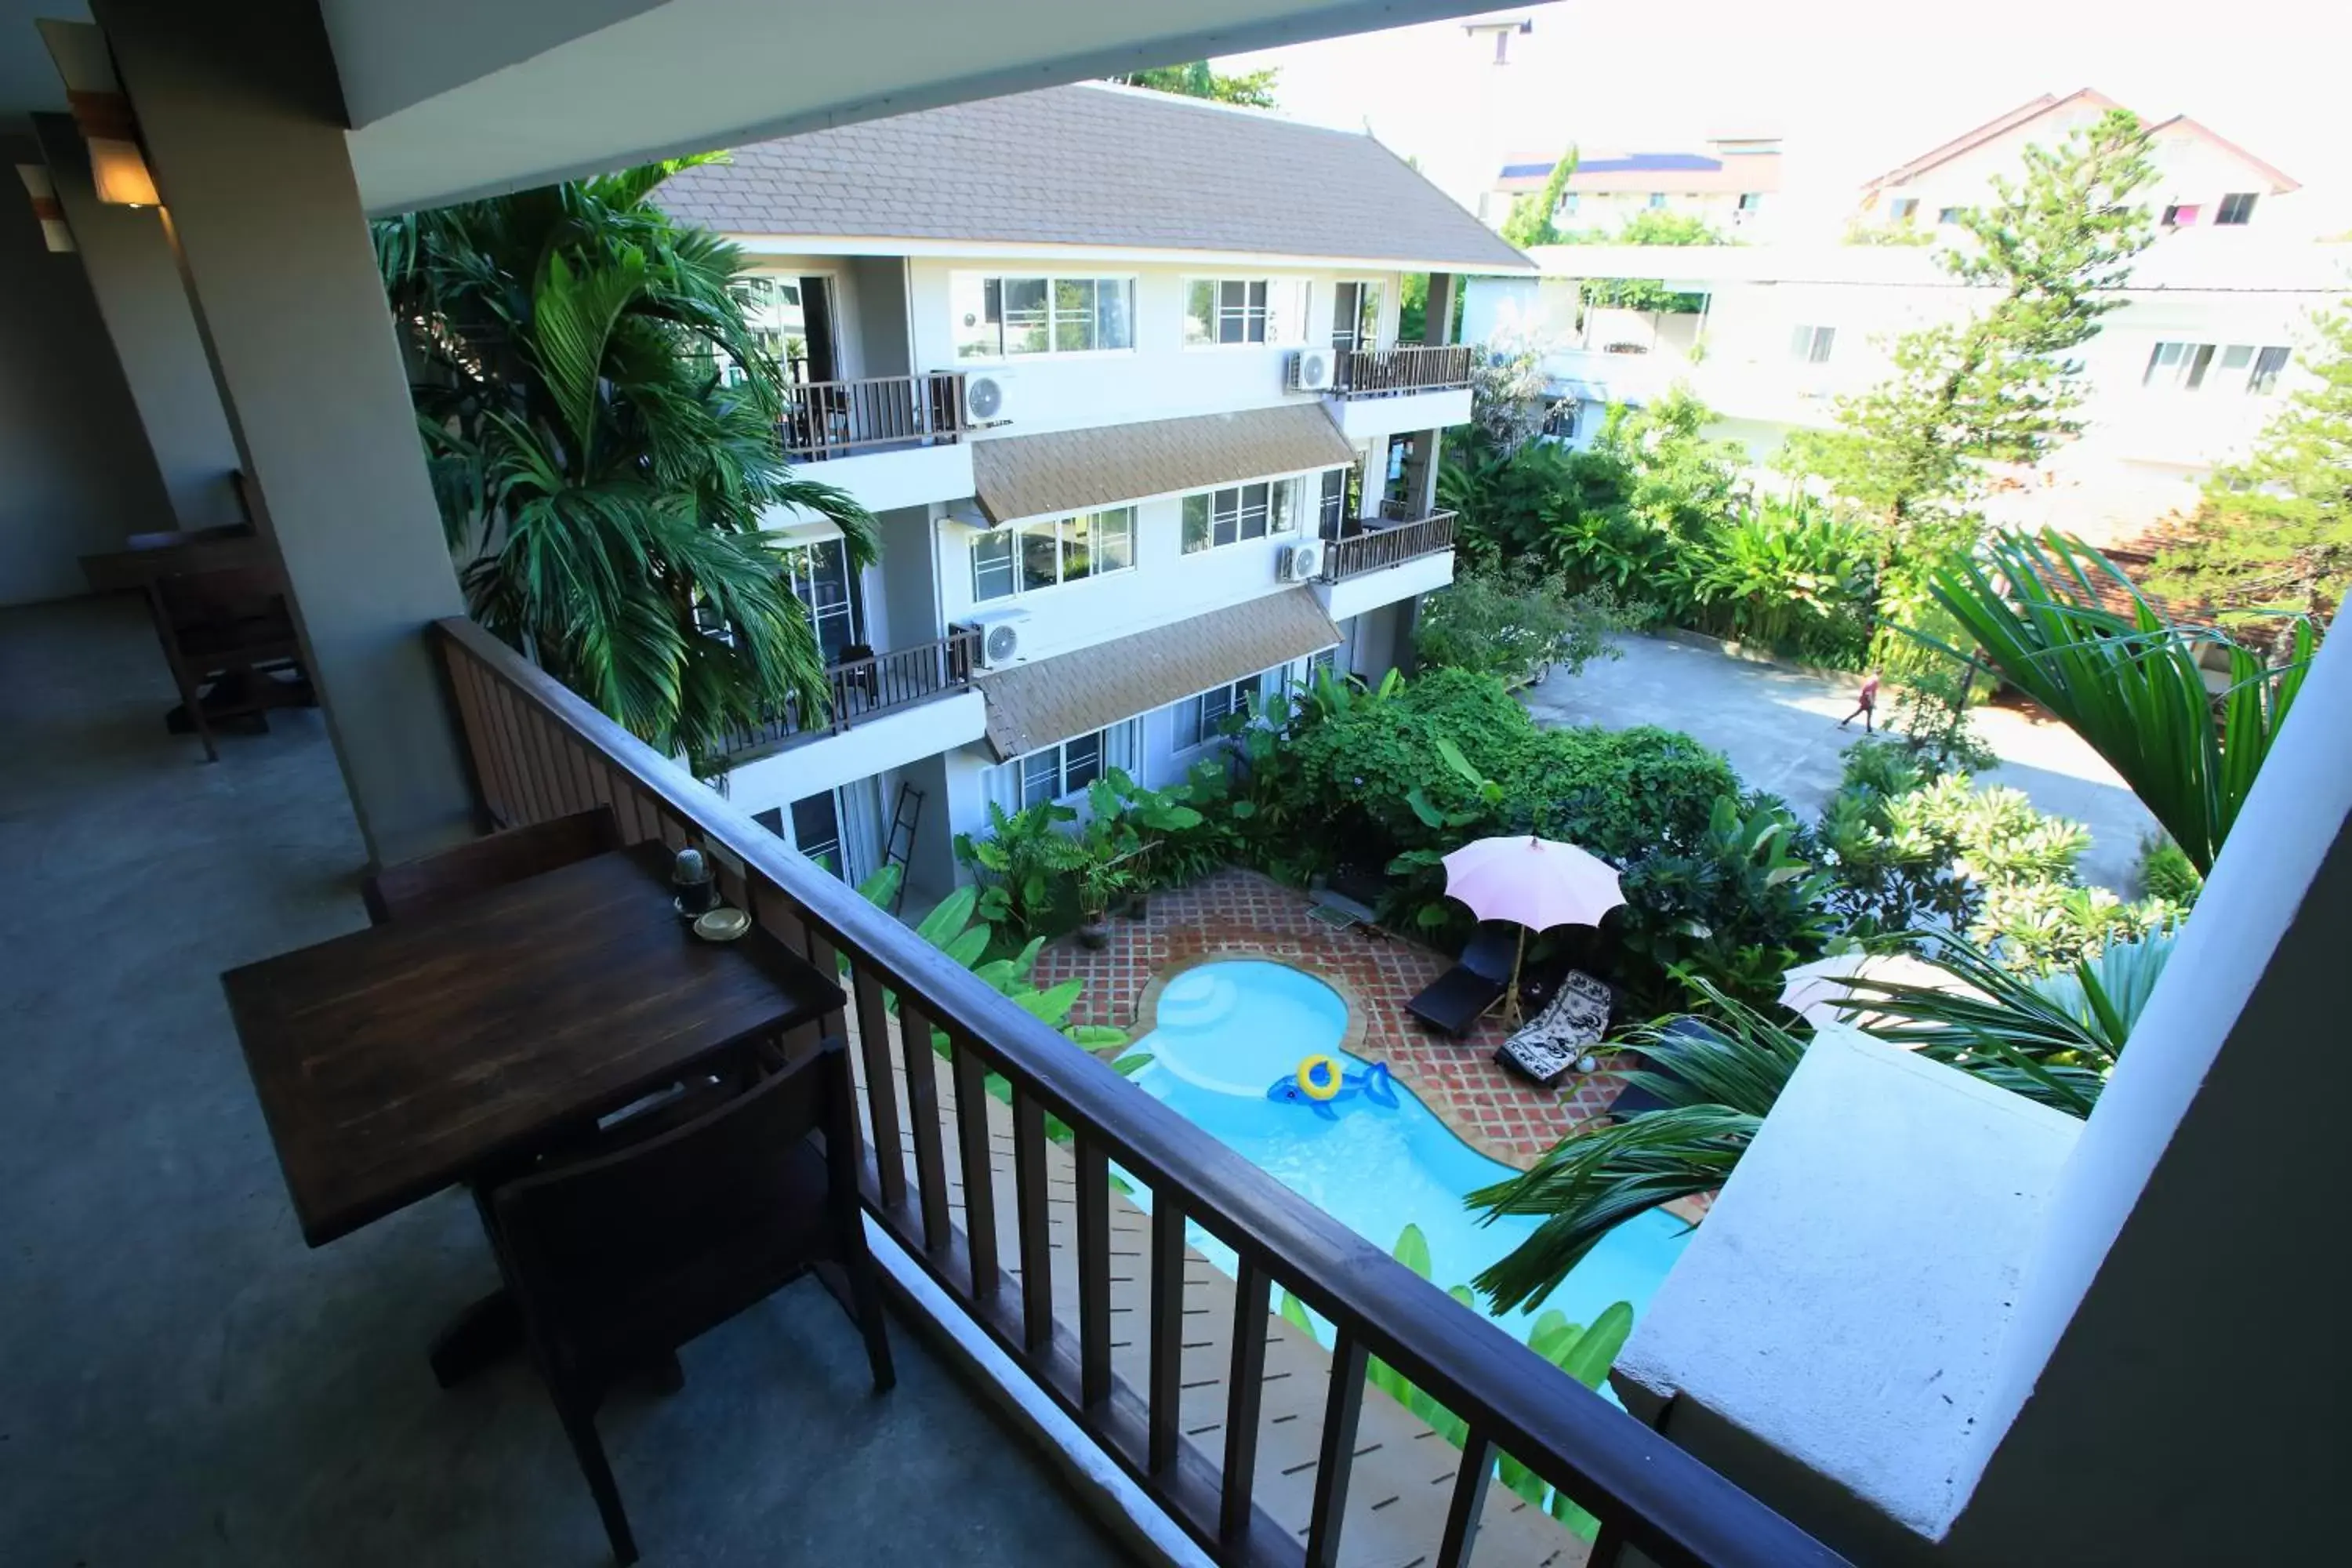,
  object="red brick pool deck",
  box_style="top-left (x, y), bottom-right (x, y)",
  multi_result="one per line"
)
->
top-left (1033, 865), bottom-right (1630, 1170)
